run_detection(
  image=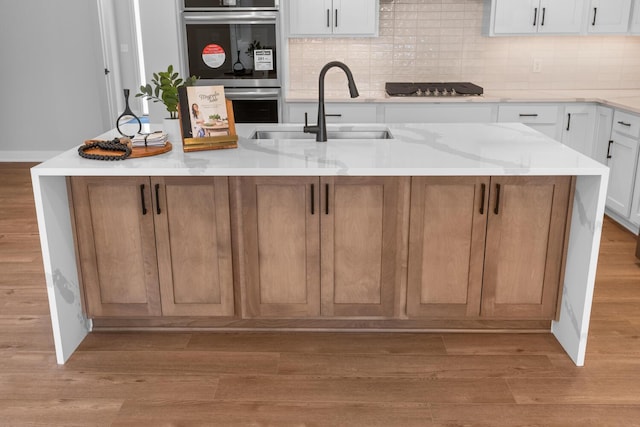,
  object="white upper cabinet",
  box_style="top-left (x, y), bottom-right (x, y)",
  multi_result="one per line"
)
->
top-left (489, 0), bottom-right (585, 35)
top-left (289, 0), bottom-right (378, 37)
top-left (588, 0), bottom-right (632, 33)
top-left (631, 0), bottom-right (640, 33)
